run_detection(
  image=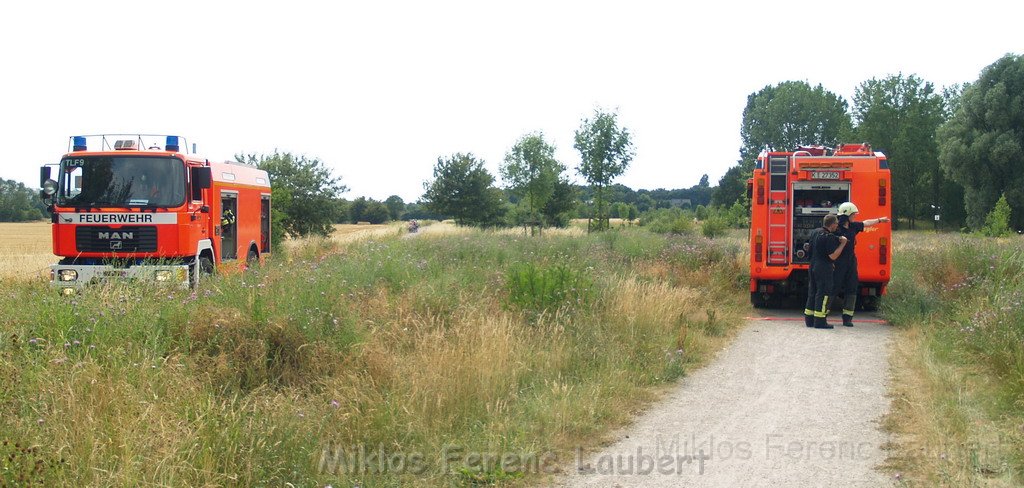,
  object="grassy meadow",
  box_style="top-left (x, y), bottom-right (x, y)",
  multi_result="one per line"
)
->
top-left (882, 231), bottom-right (1024, 486)
top-left (0, 223), bottom-right (748, 486)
